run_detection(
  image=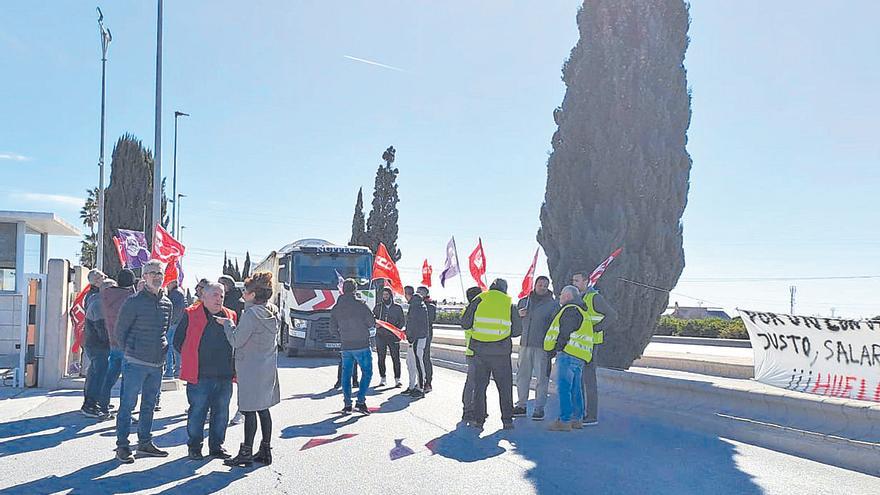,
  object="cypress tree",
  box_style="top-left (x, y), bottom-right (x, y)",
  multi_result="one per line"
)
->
top-left (366, 146), bottom-right (402, 261)
top-left (242, 252), bottom-right (251, 279)
top-left (350, 187), bottom-right (367, 246)
top-left (537, 0), bottom-right (692, 368)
